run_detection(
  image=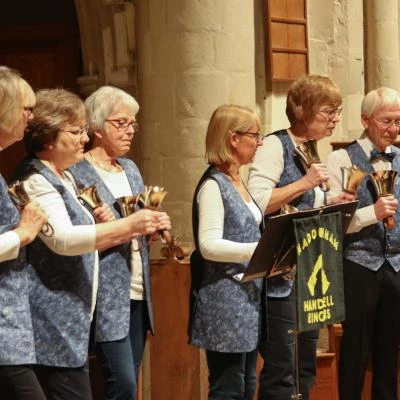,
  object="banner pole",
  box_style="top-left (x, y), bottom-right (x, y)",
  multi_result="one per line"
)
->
top-left (291, 266), bottom-right (302, 400)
